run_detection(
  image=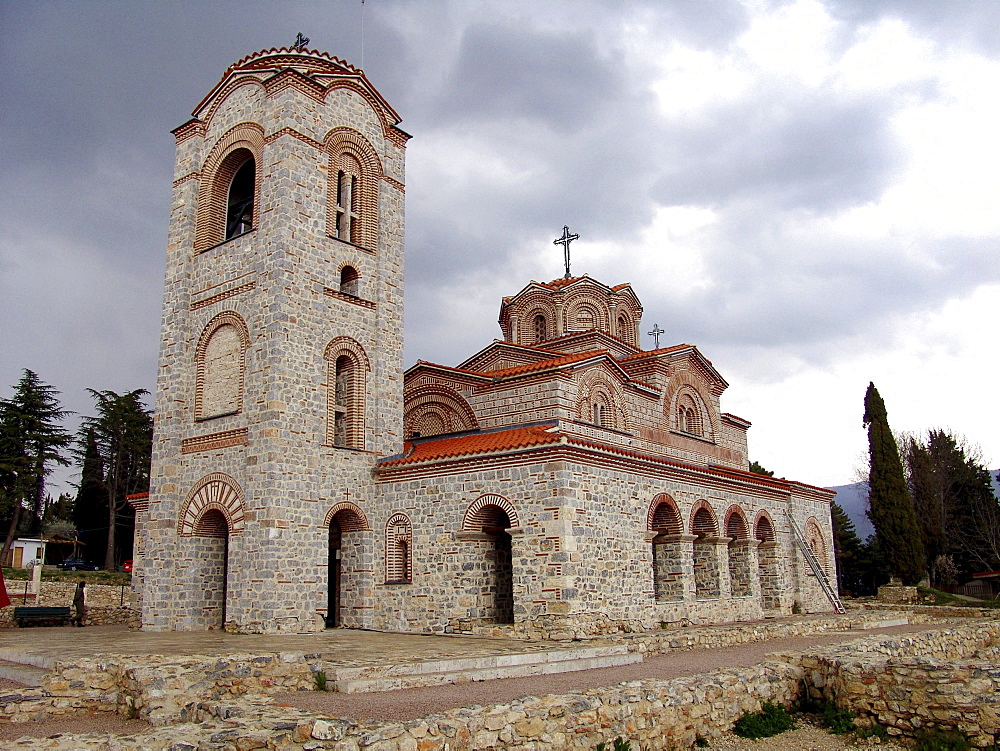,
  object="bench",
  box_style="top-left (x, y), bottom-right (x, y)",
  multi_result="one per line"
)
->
top-left (13, 606), bottom-right (73, 627)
